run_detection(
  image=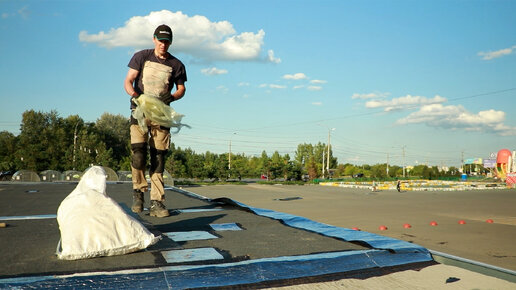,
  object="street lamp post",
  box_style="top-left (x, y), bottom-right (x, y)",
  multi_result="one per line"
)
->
top-left (322, 150), bottom-right (325, 179)
top-left (402, 145), bottom-right (406, 178)
top-left (327, 128), bottom-right (335, 179)
top-left (228, 133), bottom-right (236, 177)
top-left (316, 124), bottom-right (335, 179)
